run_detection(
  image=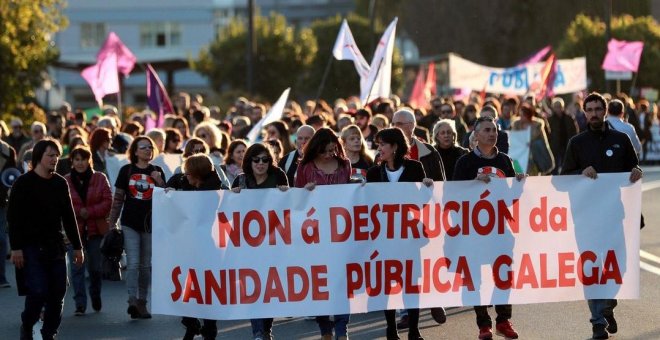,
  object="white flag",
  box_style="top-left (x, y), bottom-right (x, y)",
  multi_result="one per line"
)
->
top-left (360, 17), bottom-right (397, 105)
top-left (246, 88), bottom-right (291, 143)
top-left (332, 19), bottom-right (370, 79)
